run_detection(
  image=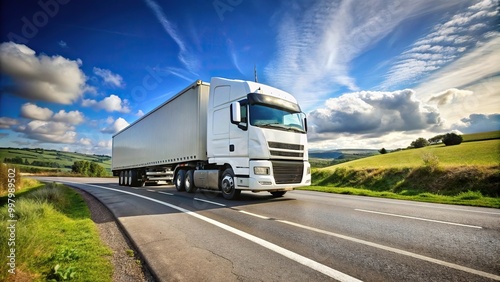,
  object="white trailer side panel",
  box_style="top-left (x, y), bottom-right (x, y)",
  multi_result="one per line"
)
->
top-left (112, 81), bottom-right (210, 170)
